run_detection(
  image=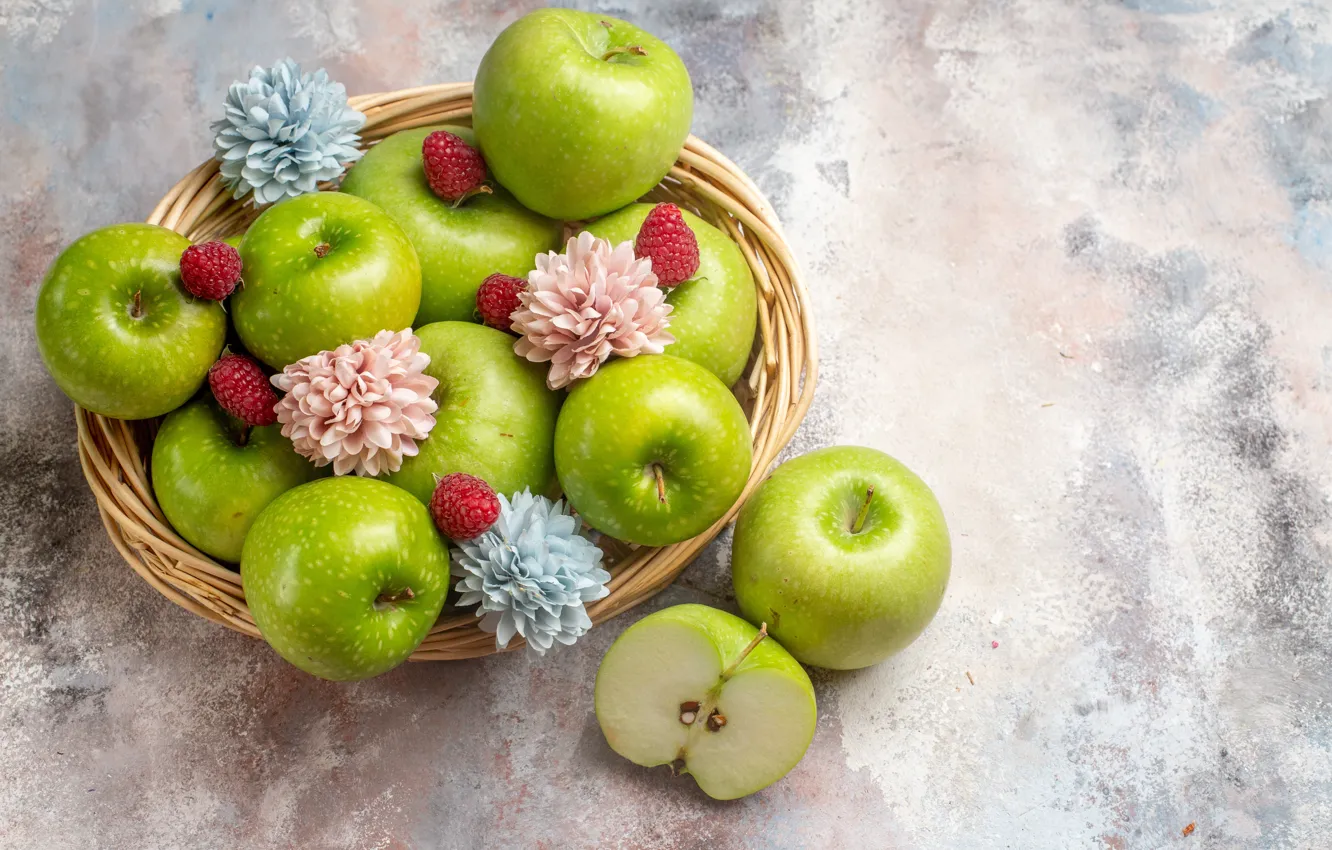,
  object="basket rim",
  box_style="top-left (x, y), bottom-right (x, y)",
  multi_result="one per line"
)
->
top-left (76, 82), bottom-right (818, 661)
